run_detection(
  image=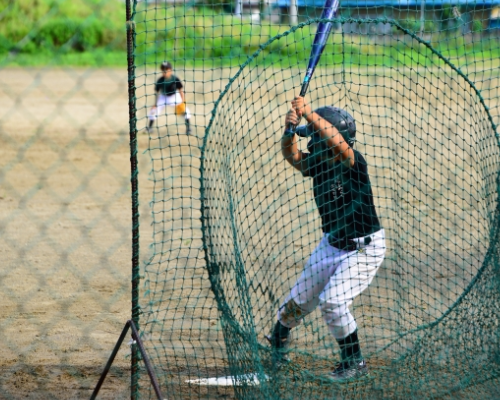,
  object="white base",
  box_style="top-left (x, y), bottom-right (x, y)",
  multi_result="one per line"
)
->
top-left (186, 373), bottom-right (269, 386)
